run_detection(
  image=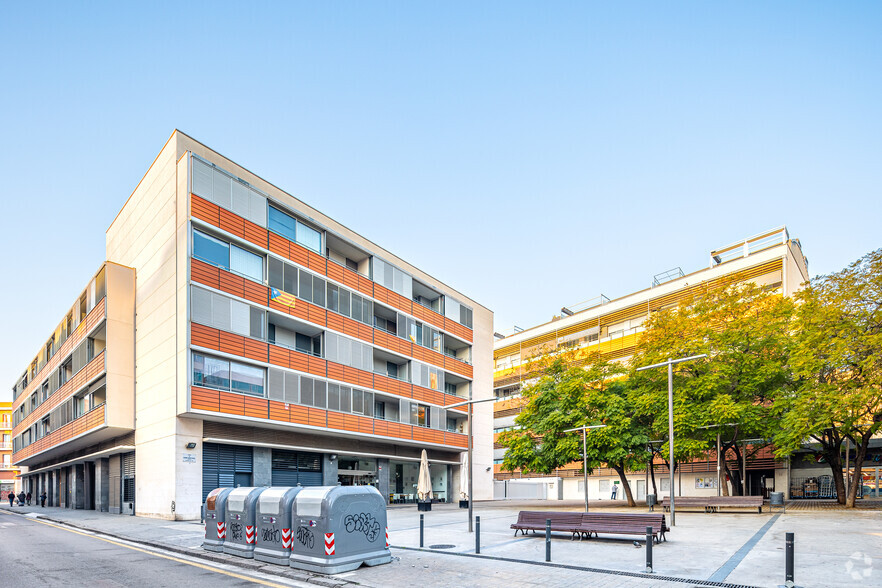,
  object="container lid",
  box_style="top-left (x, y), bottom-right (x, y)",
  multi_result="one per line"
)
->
top-left (296, 486), bottom-right (334, 517)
